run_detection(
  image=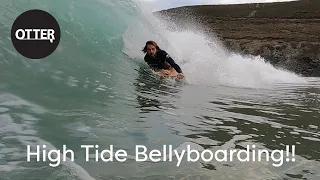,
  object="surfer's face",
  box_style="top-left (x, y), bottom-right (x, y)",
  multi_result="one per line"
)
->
top-left (146, 44), bottom-right (157, 57)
